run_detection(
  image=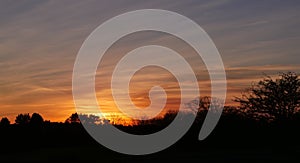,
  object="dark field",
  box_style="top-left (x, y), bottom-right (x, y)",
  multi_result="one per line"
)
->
top-left (1, 112), bottom-right (300, 163)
